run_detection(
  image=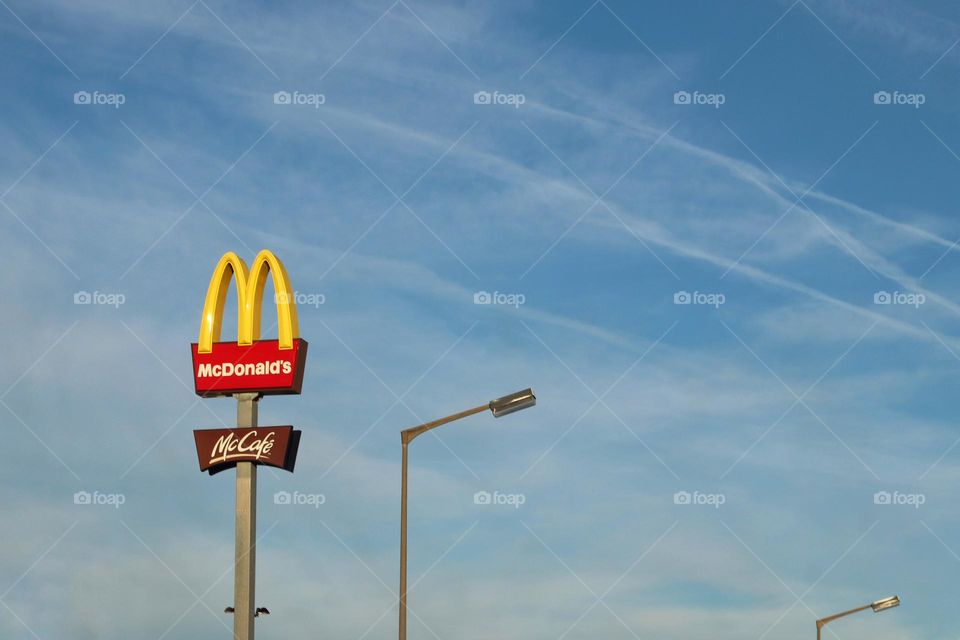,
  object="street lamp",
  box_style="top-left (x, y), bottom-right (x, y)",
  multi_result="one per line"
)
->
top-left (398, 388), bottom-right (536, 640)
top-left (816, 595), bottom-right (900, 639)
